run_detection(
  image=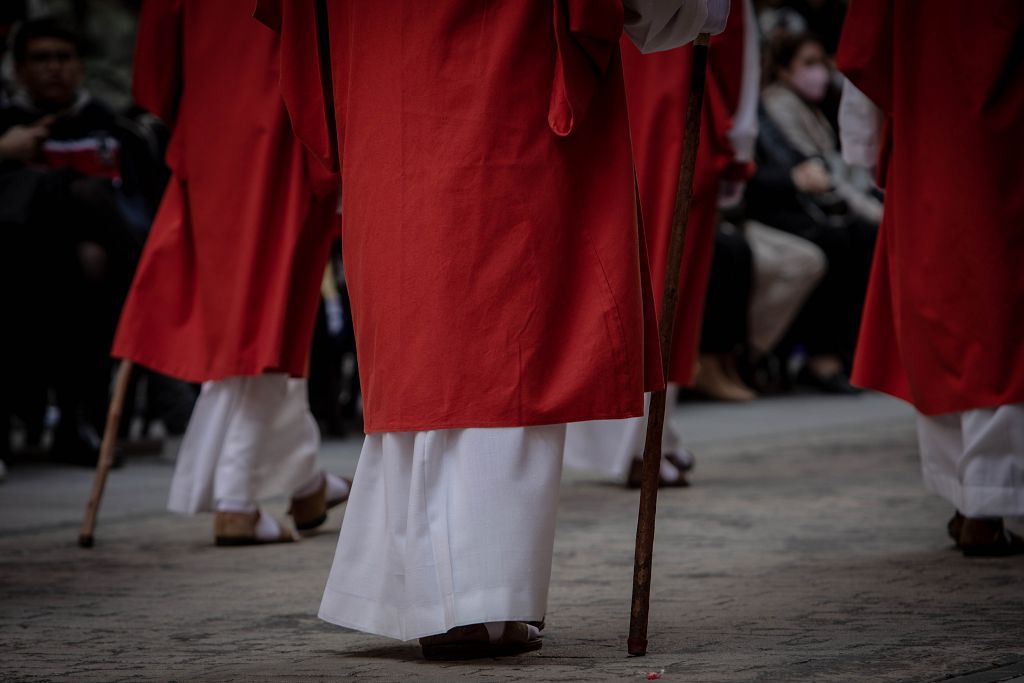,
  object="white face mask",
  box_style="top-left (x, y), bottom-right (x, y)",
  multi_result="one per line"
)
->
top-left (789, 63), bottom-right (830, 102)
